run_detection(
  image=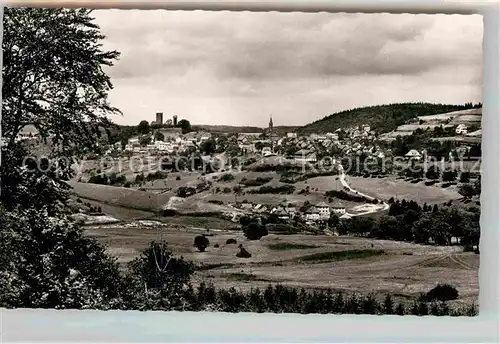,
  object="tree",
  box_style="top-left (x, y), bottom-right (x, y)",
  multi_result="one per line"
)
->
top-left (154, 131), bottom-right (165, 142)
top-left (425, 284), bottom-right (459, 302)
top-left (243, 222), bottom-right (269, 240)
top-left (139, 135), bottom-right (152, 146)
top-left (177, 119), bottom-right (192, 134)
top-left (138, 120), bottom-right (150, 135)
top-left (233, 185), bottom-right (243, 203)
top-left (193, 235), bottom-right (210, 252)
top-left (425, 165), bottom-right (441, 180)
top-left (2, 9), bottom-right (122, 212)
top-left (200, 139), bottom-right (216, 155)
top-left (0, 207), bottom-right (122, 309)
top-left (123, 241), bottom-right (195, 310)
top-left (442, 170), bottom-right (457, 182)
top-left (0, 9), bottom-right (127, 310)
